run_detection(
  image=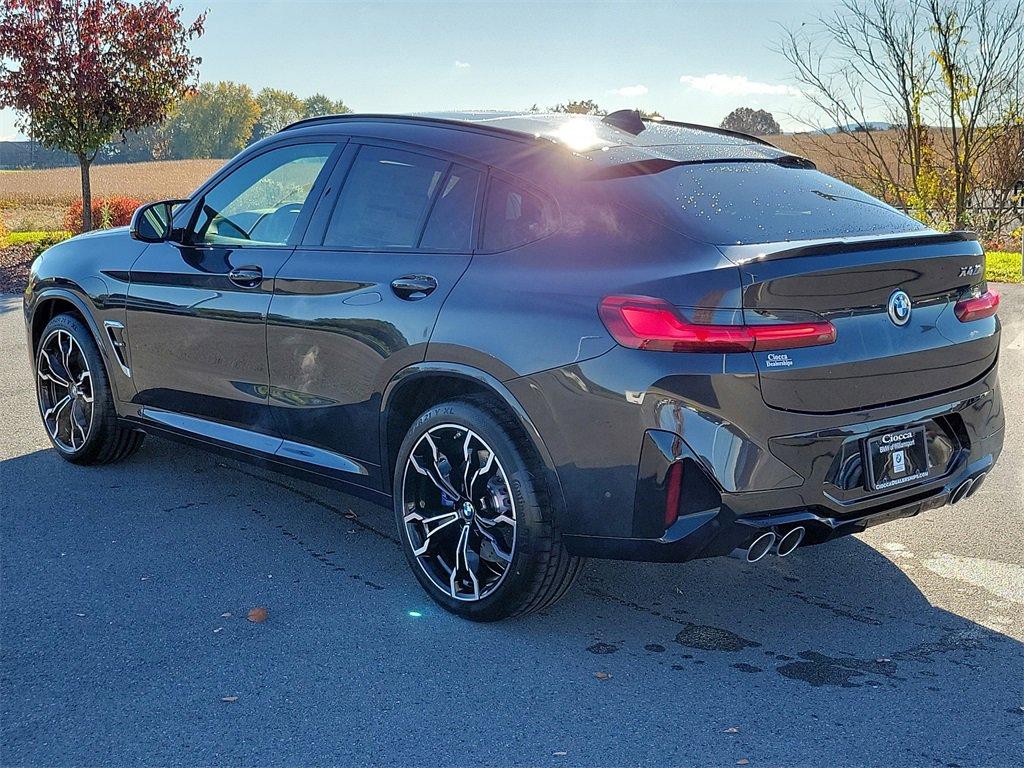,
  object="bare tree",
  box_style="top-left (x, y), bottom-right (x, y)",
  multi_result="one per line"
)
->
top-left (927, 0), bottom-right (1024, 226)
top-left (777, 0), bottom-right (1023, 232)
top-left (977, 123), bottom-right (1024, 238)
